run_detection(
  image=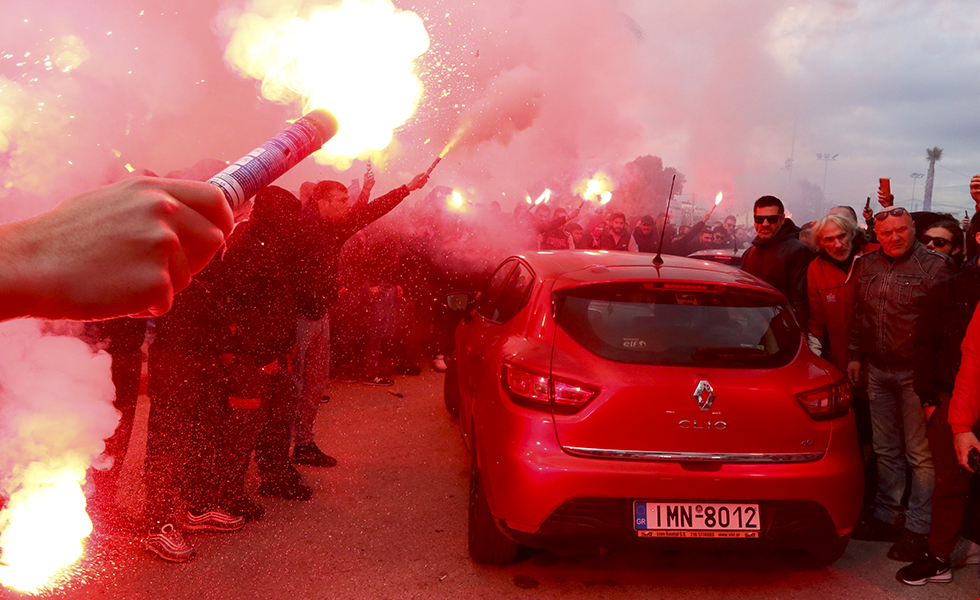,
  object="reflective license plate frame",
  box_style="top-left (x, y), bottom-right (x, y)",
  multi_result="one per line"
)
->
top-left (633, 501), bottom-right (760, 538)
